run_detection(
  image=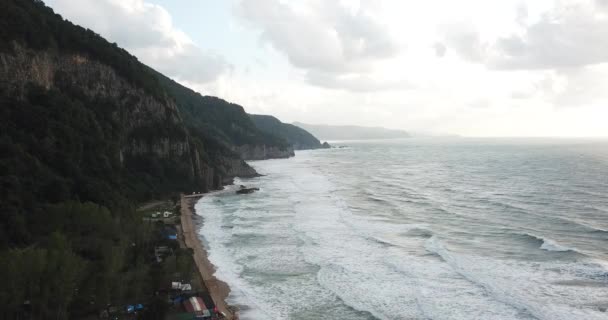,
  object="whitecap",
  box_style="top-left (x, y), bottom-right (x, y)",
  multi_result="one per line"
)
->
top-left (540, 238), bottom-right (575, 252)
top-left (424, 236), bottom-right (608, 320)
top-left (520, 232), bottom-right (578, 253)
